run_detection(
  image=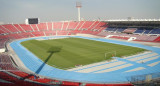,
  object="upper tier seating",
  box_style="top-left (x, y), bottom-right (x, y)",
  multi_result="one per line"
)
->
top-left (106, 27), bottom-right (117, 32)
top-left (134, 28), bottom-right (145, 34)
top-left (0, 21), bottom-right (105, 40)
top-left (116, 28), bottom-right (126, 32)
top-left (1, 24), bottom-right (19, 33)
top-left (123, 28), bottom-right (137, 33)
top-left (0, 39), bottom-right (8, 49)
top-left (37, 23), bottom-right (47, 31)
top-left (97, 30), bottom-right (159, 42)
top-left (143, 29), bottom-right (152, 34)
top-left (98, 27), bottom-right (160, 42)
top-left (154, 36), bottom-right (160, 42)
top-left (53, 22), bottom-right (63, 30)
top-left (149, 28), bottom-right (160, 34)
top-left (19, 24), bottom-right (33, 32)
top-left (1, 21), bottom-right (159, 44)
